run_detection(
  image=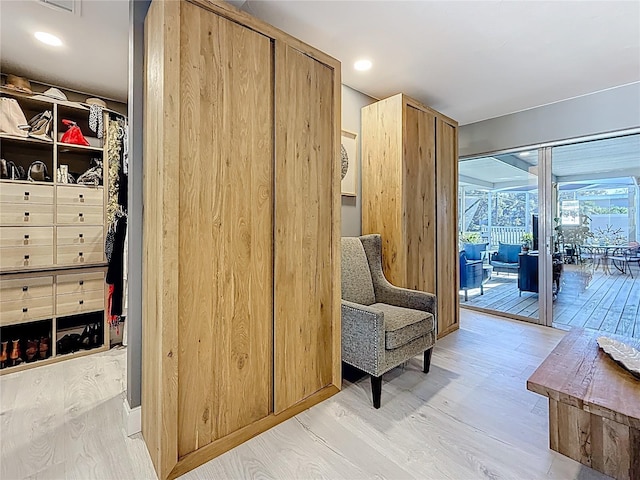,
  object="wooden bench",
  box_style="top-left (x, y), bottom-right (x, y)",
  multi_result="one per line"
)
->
top-left (527, 328), bottom-right (640, 480)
